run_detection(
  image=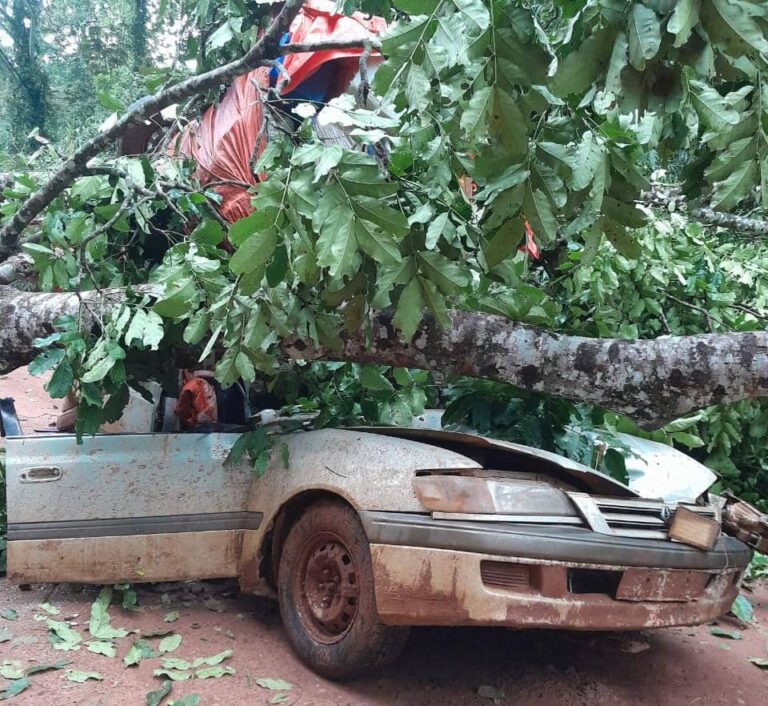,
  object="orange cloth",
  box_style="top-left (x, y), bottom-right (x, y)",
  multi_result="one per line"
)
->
top-left (175, 372), bottom-right (218, 429)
